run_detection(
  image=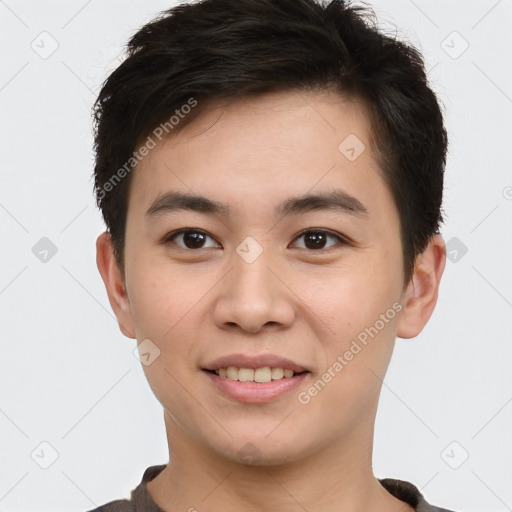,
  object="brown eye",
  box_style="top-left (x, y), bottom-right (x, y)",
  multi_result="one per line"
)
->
top-left (292, 229), bottom-right (347, 251)
top-left (165, 229), bottom-right (220, 250)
